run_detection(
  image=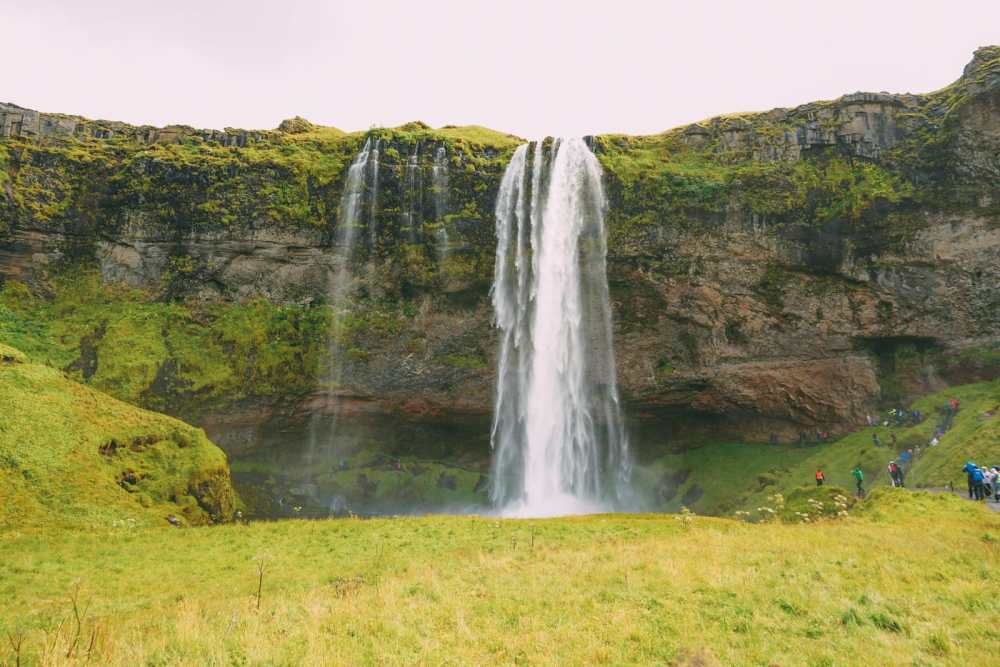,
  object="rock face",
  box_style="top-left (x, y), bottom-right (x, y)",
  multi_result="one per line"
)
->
top-left (1, 48), bottom-right (999, 448)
